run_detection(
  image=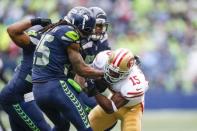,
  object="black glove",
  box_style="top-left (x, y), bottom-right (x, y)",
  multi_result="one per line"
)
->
top-left (31, 18), bottom-right (52, 27)
top-left (85, 79), bottom-right (99, 97)
top-left (94, 78), bottom-right (109, 93)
